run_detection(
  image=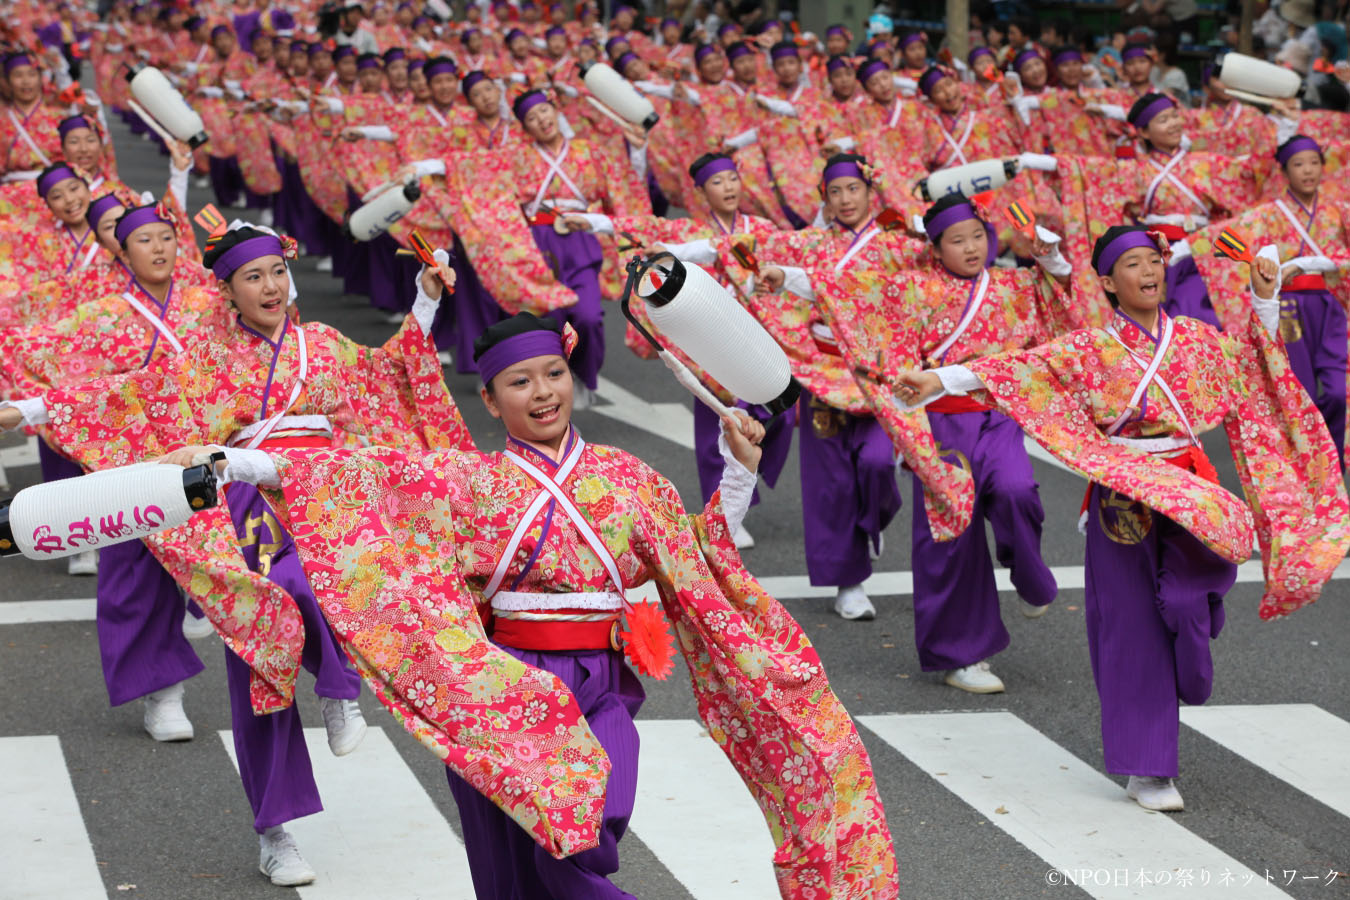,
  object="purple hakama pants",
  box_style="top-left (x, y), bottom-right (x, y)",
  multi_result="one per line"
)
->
top-left (222, 484), bottom-right (362, 833)
top-left (692, 399), bottom-right (796, 505)
top-left (434, 235), bottom-right (504, 372)
top-left (447, 647), bottom-right (643, 900)
top-left (1280, 287), bottom-right (1347, 463)
top-left (1084, 484), bottom-right (1235, 777)
top-left (529, 224), bottom-right (606, 390)
top-left (910, 410), bottom-right (1057, 670)
top-left (1164, 257), bottom-right (1221, 330)
top-left (96, 538), bottom-right (205, 706)
top-left (37, 438), bottom-right (82, 483)
top-left (796, 391), bottom-right (901, 586)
